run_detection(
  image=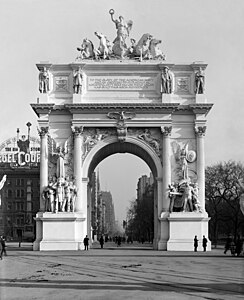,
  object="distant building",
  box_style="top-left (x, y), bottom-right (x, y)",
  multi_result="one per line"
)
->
top-left (100, 191), bottom-right (116, 236)
top-left (90, 171), bottom-right (116, 239)
top-left (137, 173), bottom-right (154, 202)
top-left (0, 128), bottom-right (40, 241)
